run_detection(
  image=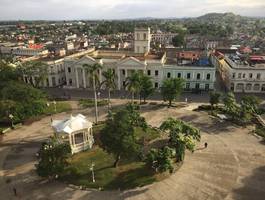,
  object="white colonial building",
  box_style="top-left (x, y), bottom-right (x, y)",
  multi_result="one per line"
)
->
top-left (211, 51), bottom-right (265, 93)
